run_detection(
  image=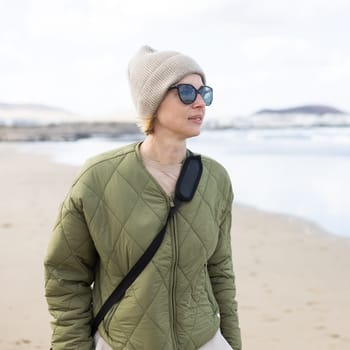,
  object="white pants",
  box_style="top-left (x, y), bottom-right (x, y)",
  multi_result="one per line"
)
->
top-left (198, 329), bottom-right (233, 350)
top-left (94, 329), bottom-right (232, 349)
top-left (94, 332), bottom-right (110, 350)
